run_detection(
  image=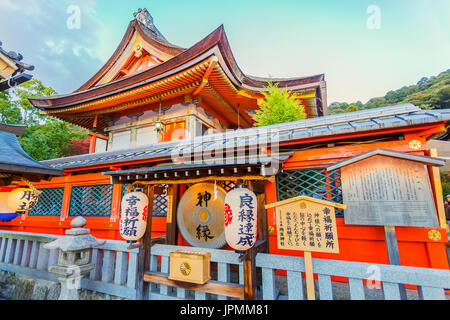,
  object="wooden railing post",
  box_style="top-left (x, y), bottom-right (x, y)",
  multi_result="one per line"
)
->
top-left (243, 247), bottom-right (256, 300)
top-left (135, 185), bottom-right (155, 300)
top-left (249, 180), bottom-right (269, 253)
top-left (243, 240), bottom-right (266, 300)
top-left (166, 184), bottom-right (178, 245)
